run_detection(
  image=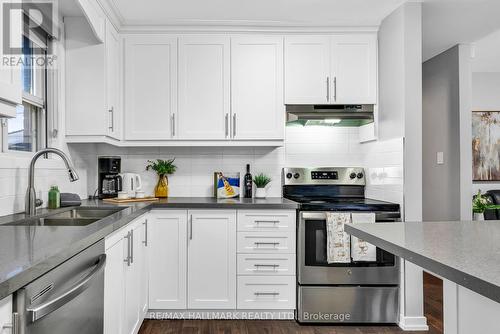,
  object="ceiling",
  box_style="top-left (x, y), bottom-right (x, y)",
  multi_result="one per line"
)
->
top-left (107, 0), bottom-right (407, 27)
top-left (422, 0), bottom-right (500, 61)
top-left (471, 29), bottom-right (500, 72)
top-left (100, 0), bottom-right (500, 63)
